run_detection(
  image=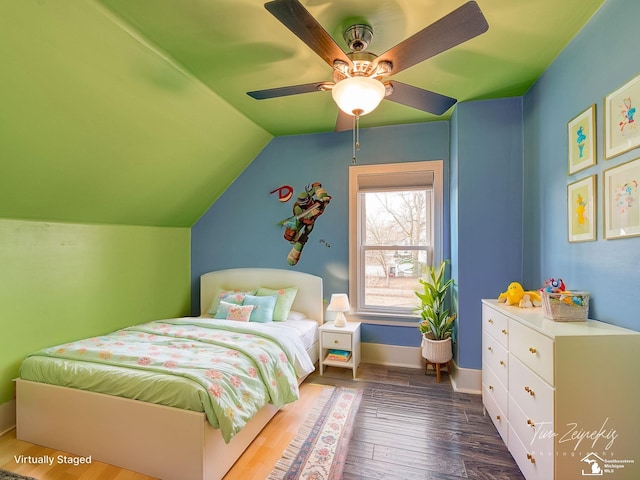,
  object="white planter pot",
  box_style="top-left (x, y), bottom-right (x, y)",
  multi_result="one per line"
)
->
top-left (421, 335), bottom-right (453, 363)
